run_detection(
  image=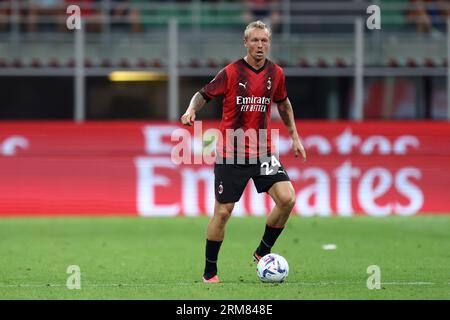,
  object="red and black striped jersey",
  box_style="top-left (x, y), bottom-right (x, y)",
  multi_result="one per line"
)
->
top-left (200, 58), bottom-right (287, 159)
